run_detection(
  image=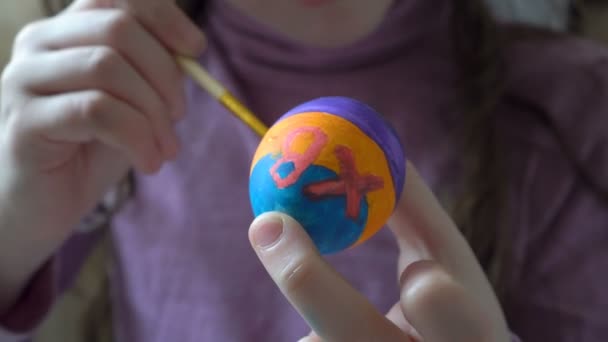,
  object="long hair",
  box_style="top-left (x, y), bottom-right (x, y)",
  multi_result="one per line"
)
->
top-left (448, 1), bottom-right (587, 298)
top-left (449, 1), bottom-right (509, 297)
top-left (43, 0), bottom-right (514, 297)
